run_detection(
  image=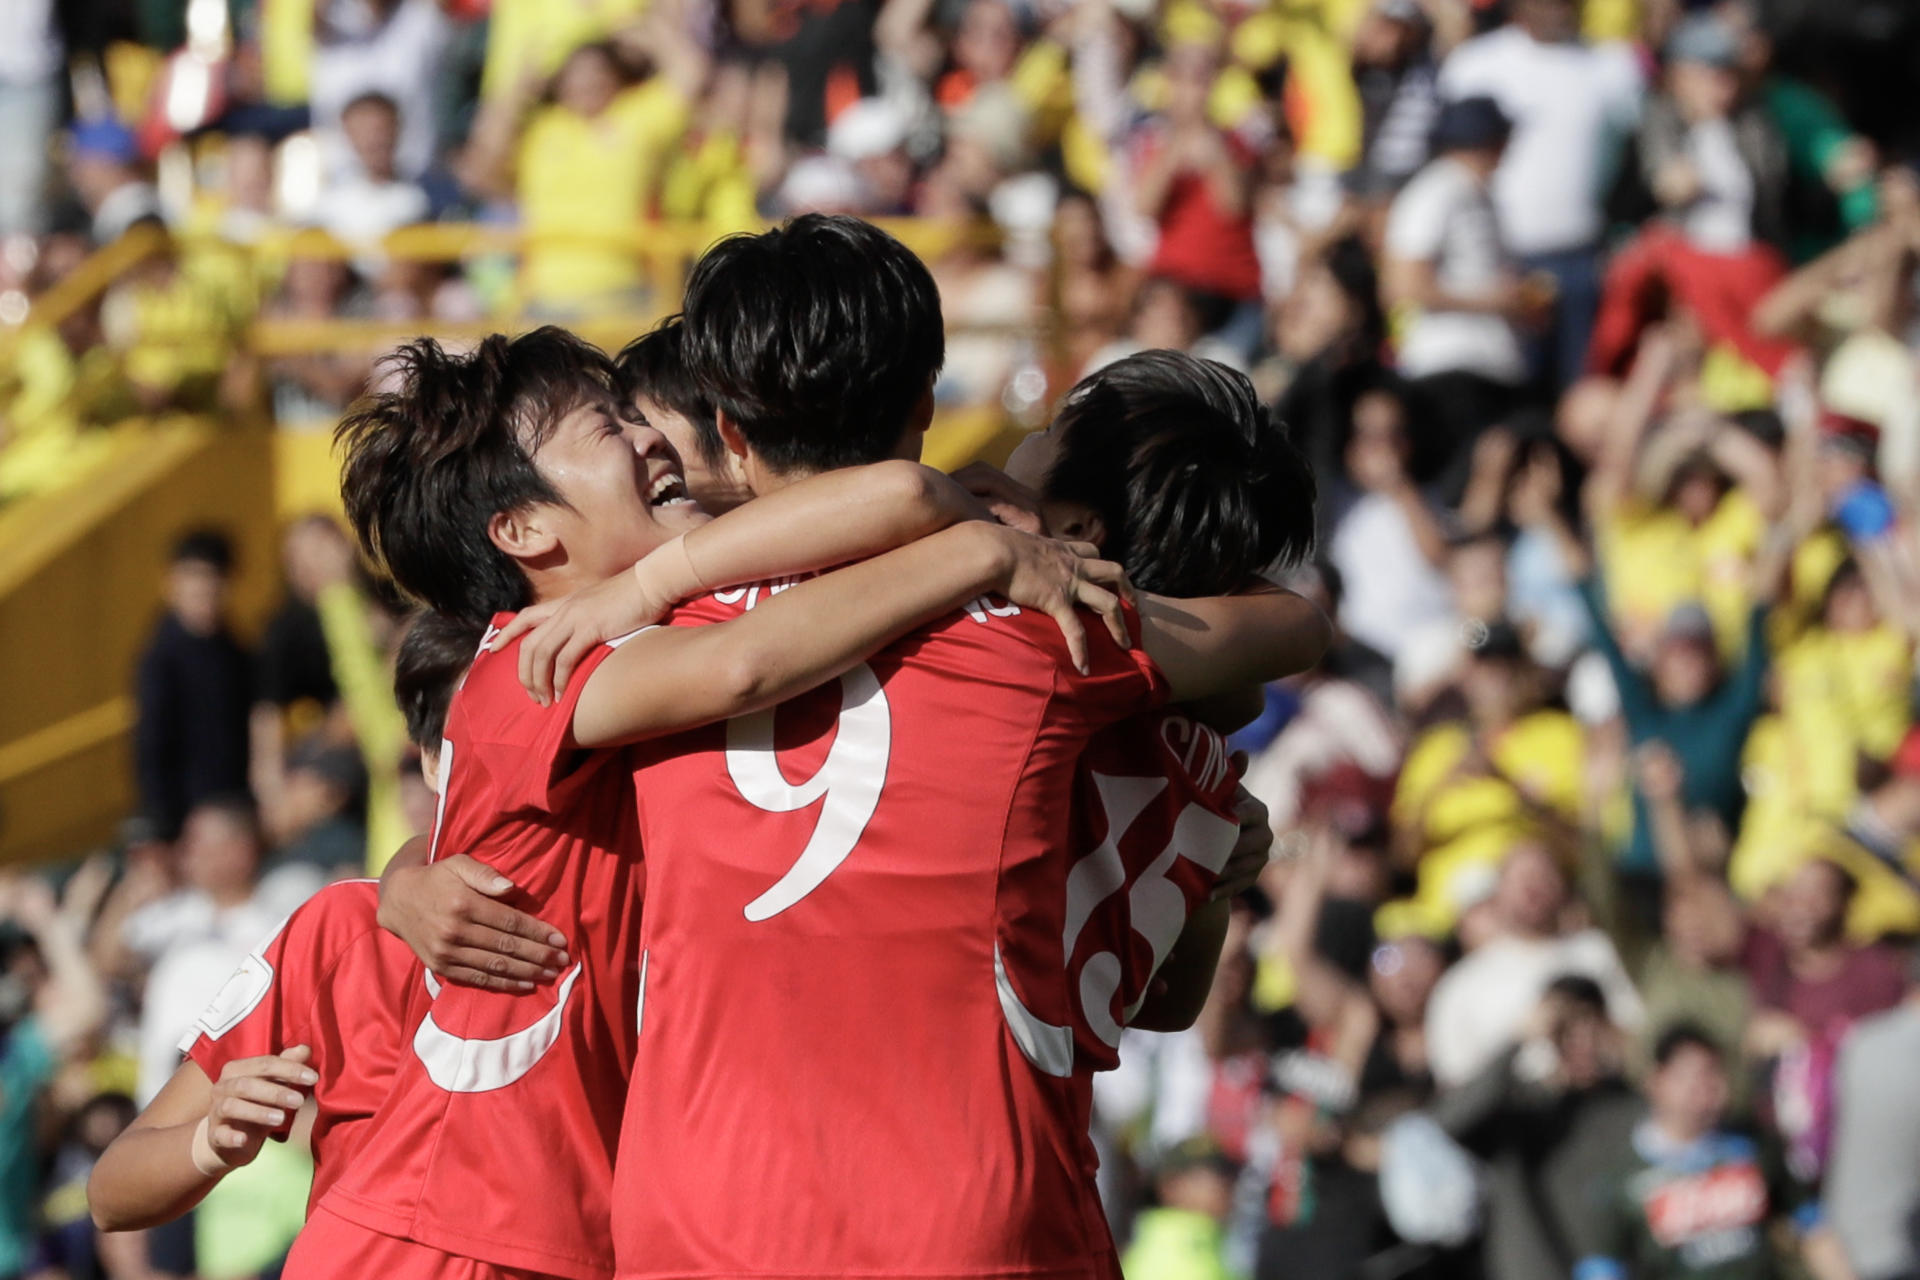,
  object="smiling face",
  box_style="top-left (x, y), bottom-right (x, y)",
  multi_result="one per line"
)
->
top-left (521, 401), bottom-right (709, 586)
